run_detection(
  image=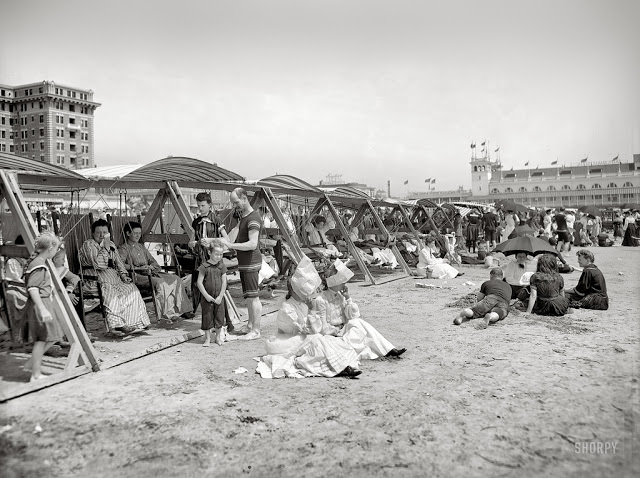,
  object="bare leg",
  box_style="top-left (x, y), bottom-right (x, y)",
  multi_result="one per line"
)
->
top-left (202, 329), bottom-right (211, 347)
top-left (242, 297), bottom-right (262, 340)
top-left (214, 327), bottom-right (223, 346)
top-left (478, 312), bottom-right (500, 329)
top-left (454, 308), bottom-right (474, 325)
top-left (30, 341), bottom-right (56, 380)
